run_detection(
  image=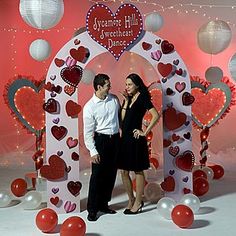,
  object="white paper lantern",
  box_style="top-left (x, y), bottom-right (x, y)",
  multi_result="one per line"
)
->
top-left (205, 66), bottom-right (223, 83)
top-left (19, 0), bottom-right (64, 30)
top-left (145, 12), bottom-right (164, 32)
top-left (29, 39), bottom-right (51, 61)
top-left (197, 20), bottom-right (232, 55)
top-left (81, 69), bottom-right (96, 84)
